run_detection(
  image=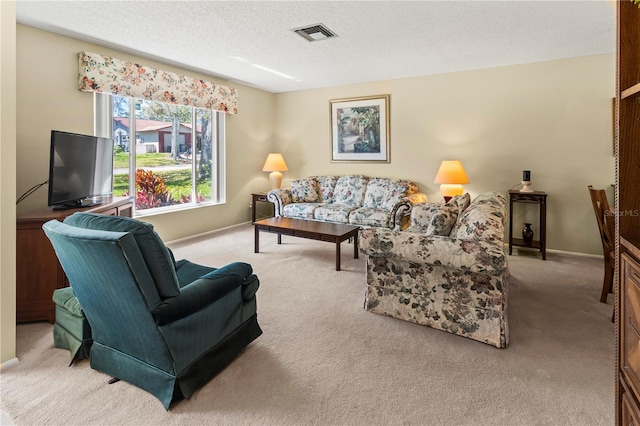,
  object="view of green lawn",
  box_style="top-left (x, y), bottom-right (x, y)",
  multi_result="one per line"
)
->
top-left (113, 152), bottom-right (211, 200)
top-left (114, 152), bottom-right (181, 169)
